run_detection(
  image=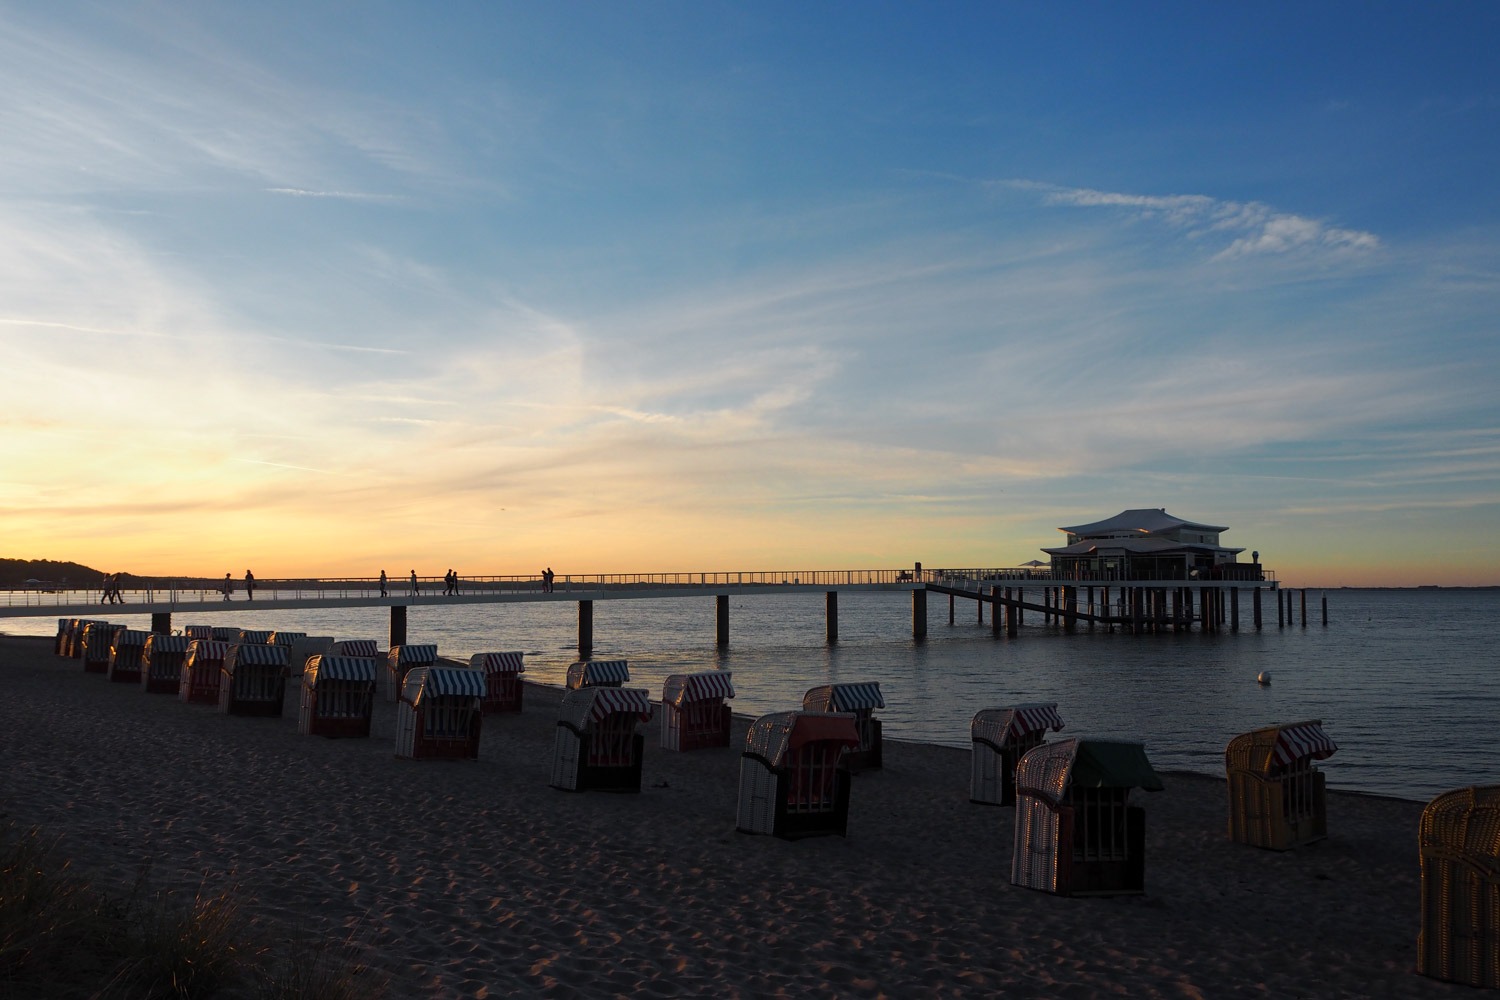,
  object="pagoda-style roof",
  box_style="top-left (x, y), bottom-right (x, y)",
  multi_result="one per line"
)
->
top-left (1042, 537), bottom-right (1244, 557)
top-left (1058, 508), bottom-right (1228, 537)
